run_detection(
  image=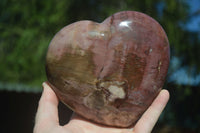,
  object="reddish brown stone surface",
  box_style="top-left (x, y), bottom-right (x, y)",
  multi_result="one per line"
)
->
top-left (45, 11), bottom-right (170, 127)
